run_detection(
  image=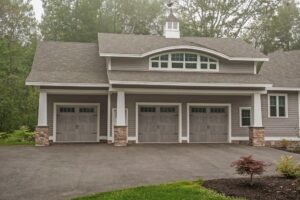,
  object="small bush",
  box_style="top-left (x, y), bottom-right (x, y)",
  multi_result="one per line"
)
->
top-left (0, 126), bottom-right (34, 145)
top-left (231, 155), bottom-right (268, 185)
top-left (279, 139), bottom-right (290, 149)
top-left (276, 155), bottom-right (300, 178)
